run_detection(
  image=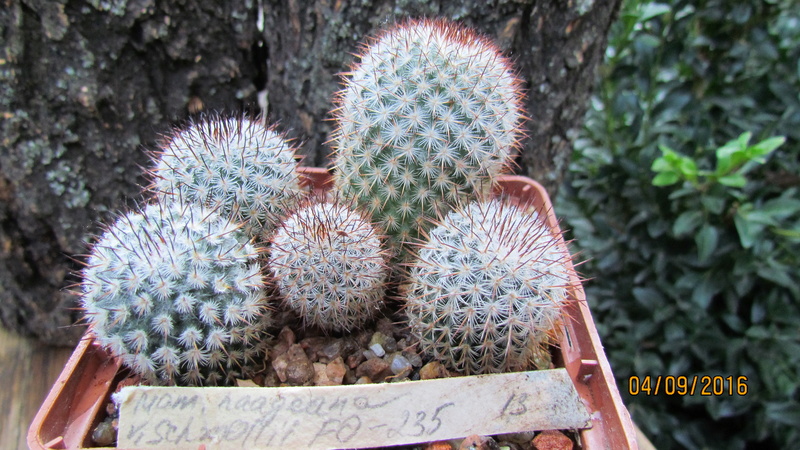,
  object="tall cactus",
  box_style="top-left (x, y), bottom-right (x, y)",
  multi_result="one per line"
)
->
top-left (150, 114), bottom-right (305, 240)
top-left (269, 197), bottom-right (389, 332)
top-left (80, 202), bottom-right (272, 386)
top-left (331, 18), bottom-right (524, 260)
top-left (404, 199), bottom-right (571, 375)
